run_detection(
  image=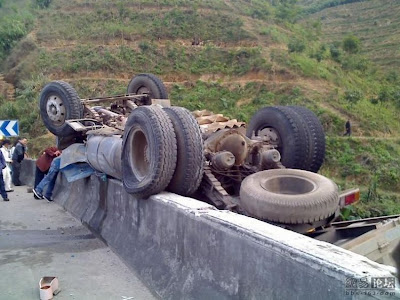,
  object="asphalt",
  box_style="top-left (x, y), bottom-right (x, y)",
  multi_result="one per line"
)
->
top-left (0, 186), bottom-right (157, 300)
